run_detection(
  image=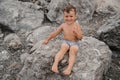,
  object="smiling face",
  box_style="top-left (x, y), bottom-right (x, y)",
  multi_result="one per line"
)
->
top-left (64, 9), bottom-right (77, 25)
